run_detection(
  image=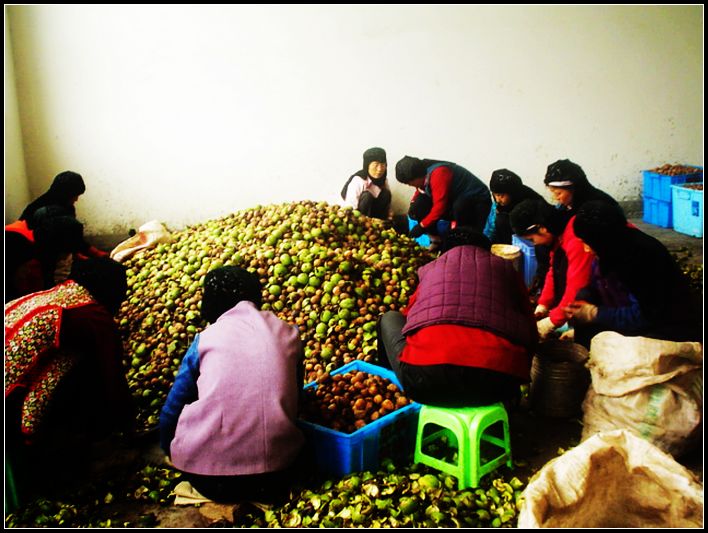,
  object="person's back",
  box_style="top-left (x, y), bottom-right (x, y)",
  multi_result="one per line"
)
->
top-left (168, 301), bottom-right (304, 476)
top-left (377, 228), bottom-right (536, 407)
top-left (160, 266), bottom-right (304, 502)
top-left (572, 201), bottom-right (702, 343)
